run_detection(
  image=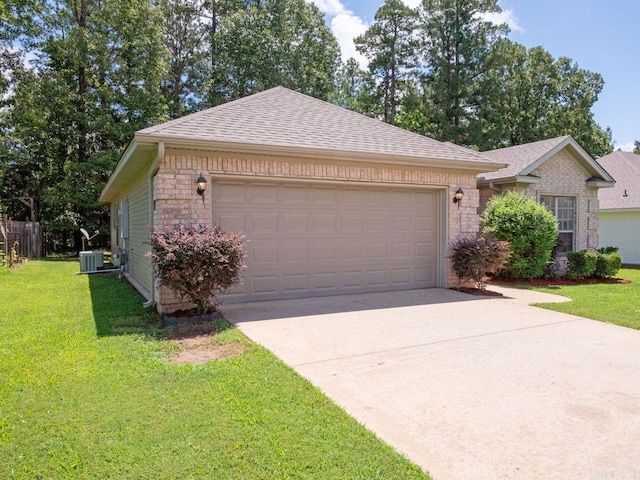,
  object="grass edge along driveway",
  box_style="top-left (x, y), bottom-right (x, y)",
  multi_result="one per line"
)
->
top-left (0, 260), bottom-right (430, 479)
top-left (530, 268), bottom-right (640, 330)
